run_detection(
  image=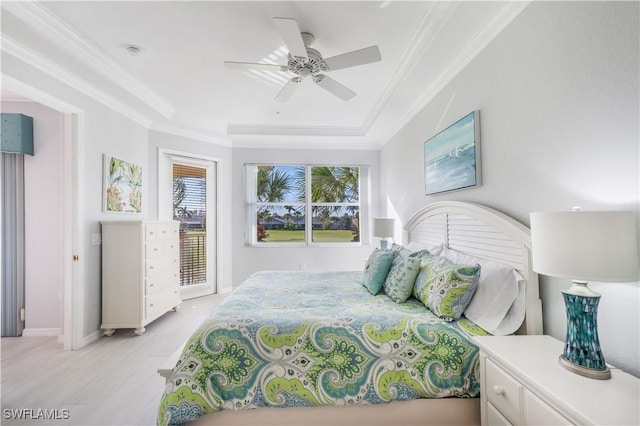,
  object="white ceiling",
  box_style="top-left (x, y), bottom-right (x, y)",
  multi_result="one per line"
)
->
top-left (0, 1), bottom-right (529, 149)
